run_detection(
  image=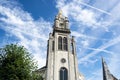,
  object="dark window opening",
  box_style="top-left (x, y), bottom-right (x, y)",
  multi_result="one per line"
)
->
top-left (63, 37), bottom-right (68, 51)
top-left (58, 36), bottom-right (62, 50)
top-left (60, 67), bottom-right (68, 80)
top-left (52, 41), bottom-right (54, 51)
top-left (60, 23), bottom-right (64, 29)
